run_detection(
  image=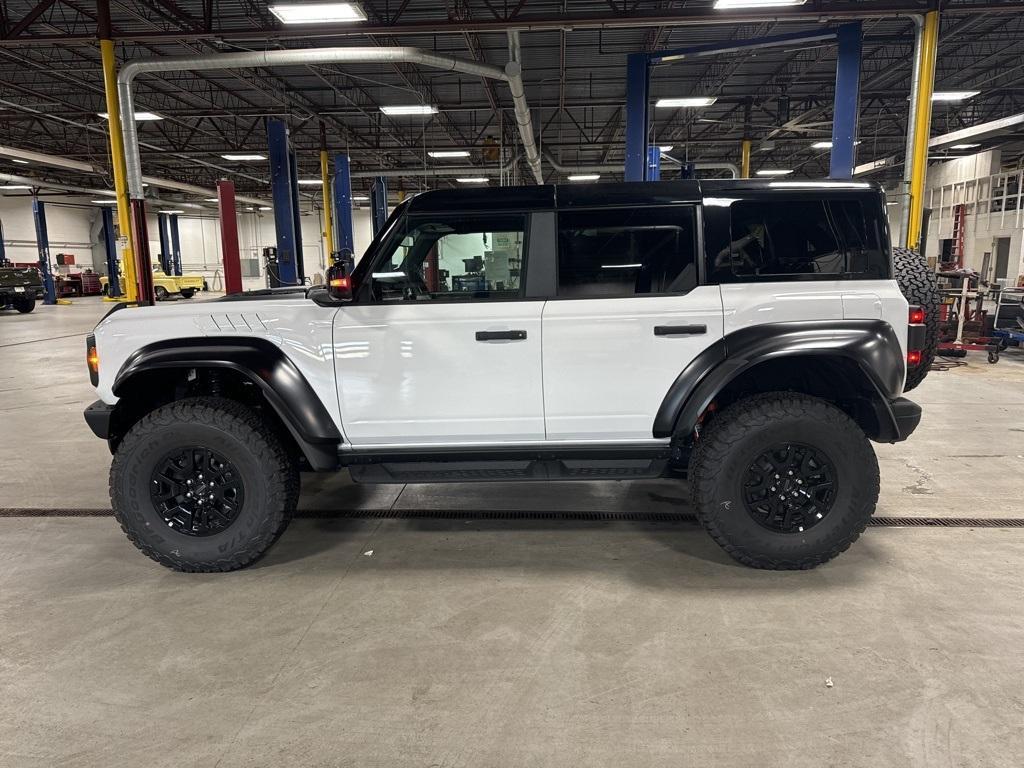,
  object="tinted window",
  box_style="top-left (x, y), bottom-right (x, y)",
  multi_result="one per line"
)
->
top-left (557, 207), bottom-right (697, 298)
top-left (369, 213), bottom-right (525, 302)
top-left (715, 198), bottom-right (889, 281)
